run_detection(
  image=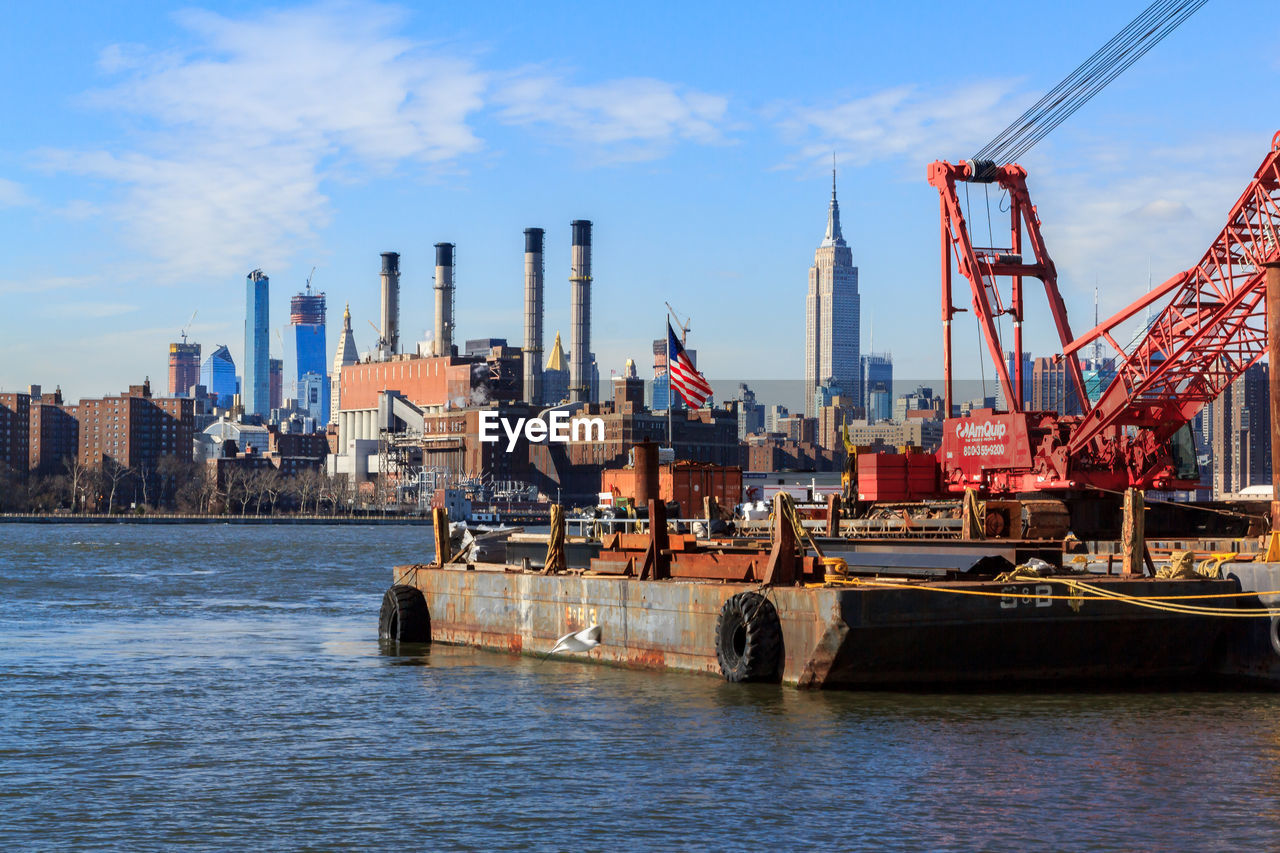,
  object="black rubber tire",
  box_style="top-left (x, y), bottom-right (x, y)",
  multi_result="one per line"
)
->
top-left (715, 592), bottom-right (782, 682)
top-left (379, 585), bottom-right (431, 643)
